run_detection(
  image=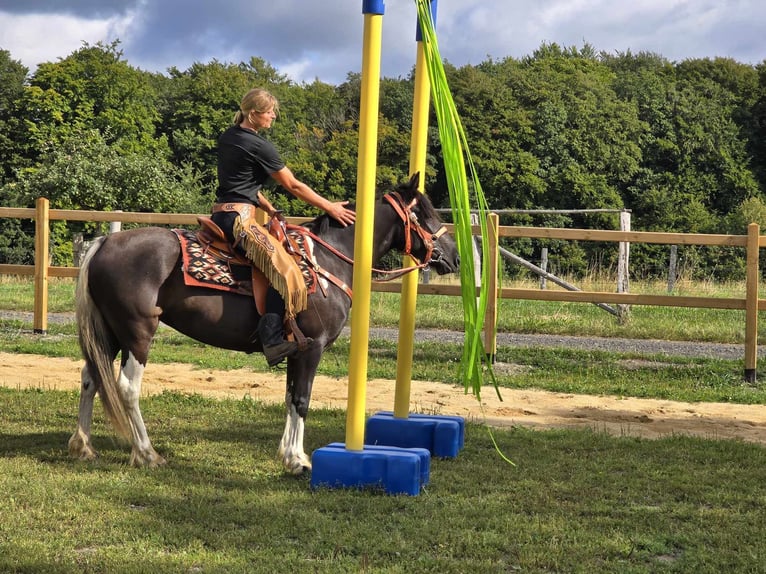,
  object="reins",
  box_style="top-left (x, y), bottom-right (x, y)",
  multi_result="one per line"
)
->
top-left (288, 191), bottom-right (449, 292)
